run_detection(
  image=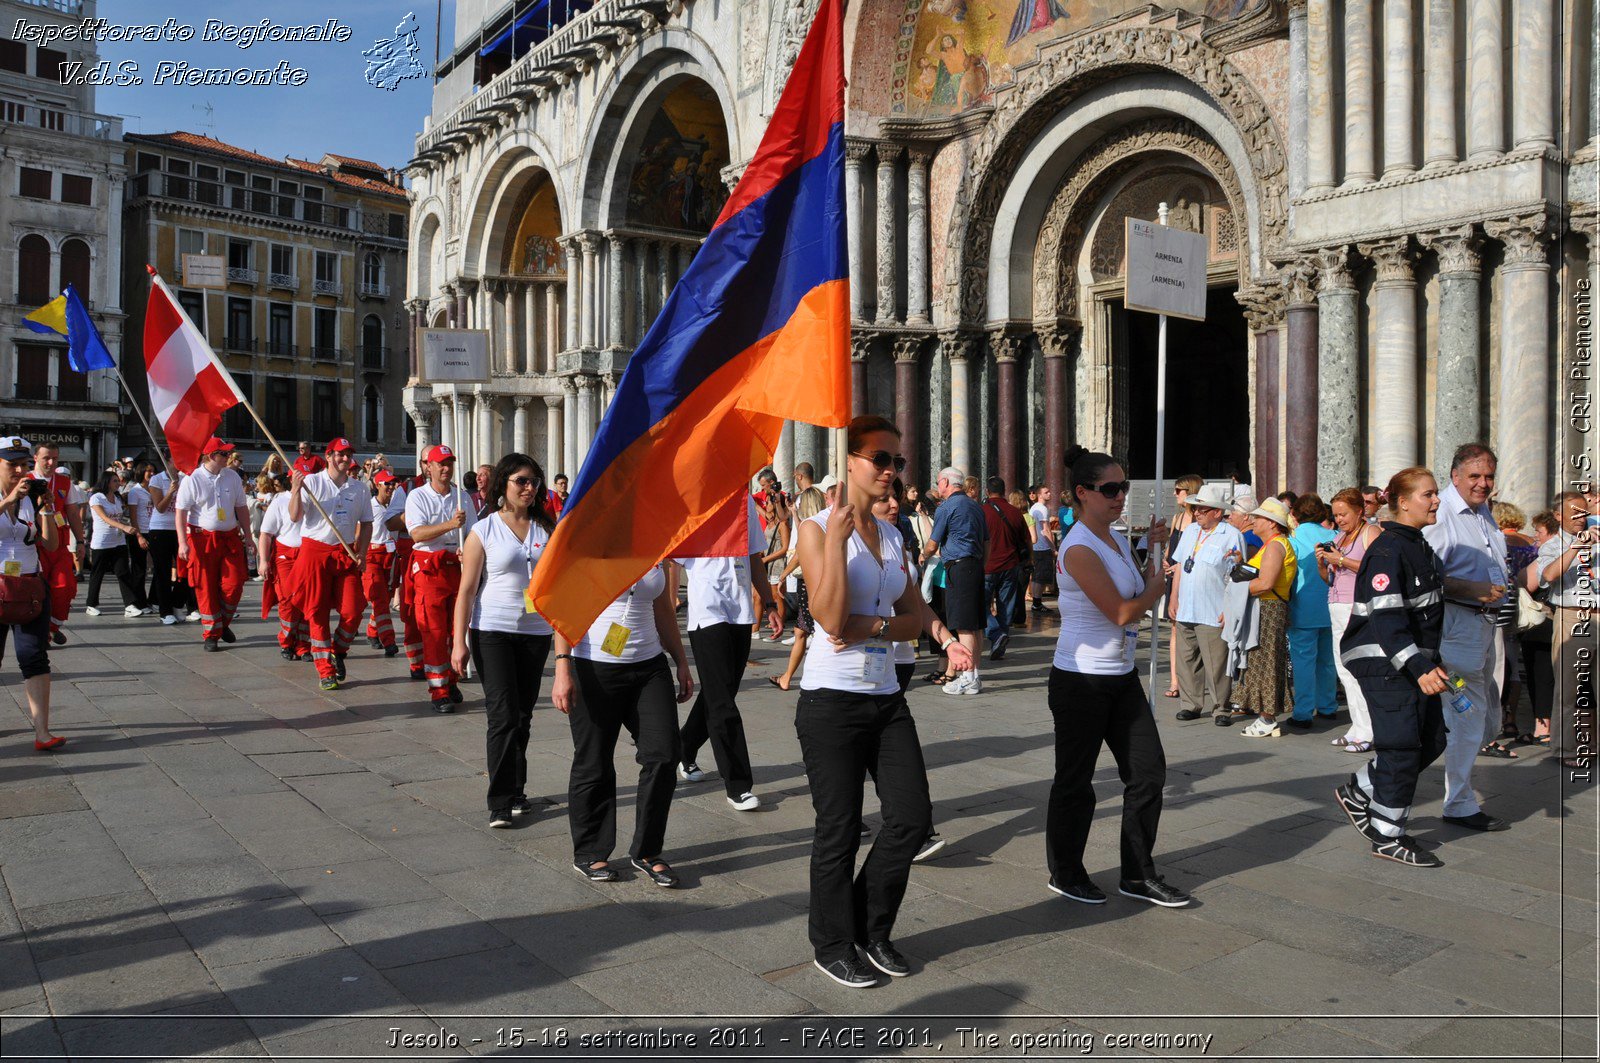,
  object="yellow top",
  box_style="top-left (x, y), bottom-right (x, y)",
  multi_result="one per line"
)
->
top-left (1250, 535), bottom-right (1295, 601)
